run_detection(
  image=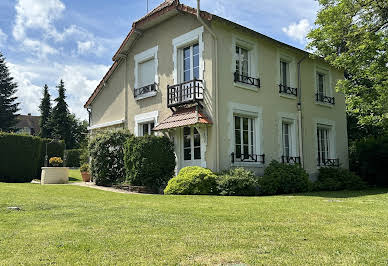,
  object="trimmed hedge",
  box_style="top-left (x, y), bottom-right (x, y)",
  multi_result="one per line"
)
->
top-left (217, 168), bottom-right (259, 196)
top-left (89, 130), bottom-right (132, 186)
top-left (0, 133), bottom-right (64, 182)
top-left (314, 167), bottom-right (366, 191)
top-left (65, 149), bottom-right (82, 167)
top-left (258, 160), bottom-right (311, 195)
top-left (164, 166), bottom-right (218, 195)
top-left (124, 135), bottom-right (175, 191)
